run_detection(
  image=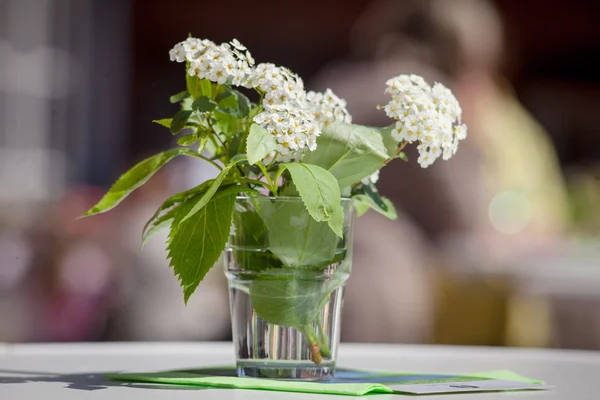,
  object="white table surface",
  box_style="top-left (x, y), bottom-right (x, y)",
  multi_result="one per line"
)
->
top-left (1, 342), bottom-right (599, 399)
